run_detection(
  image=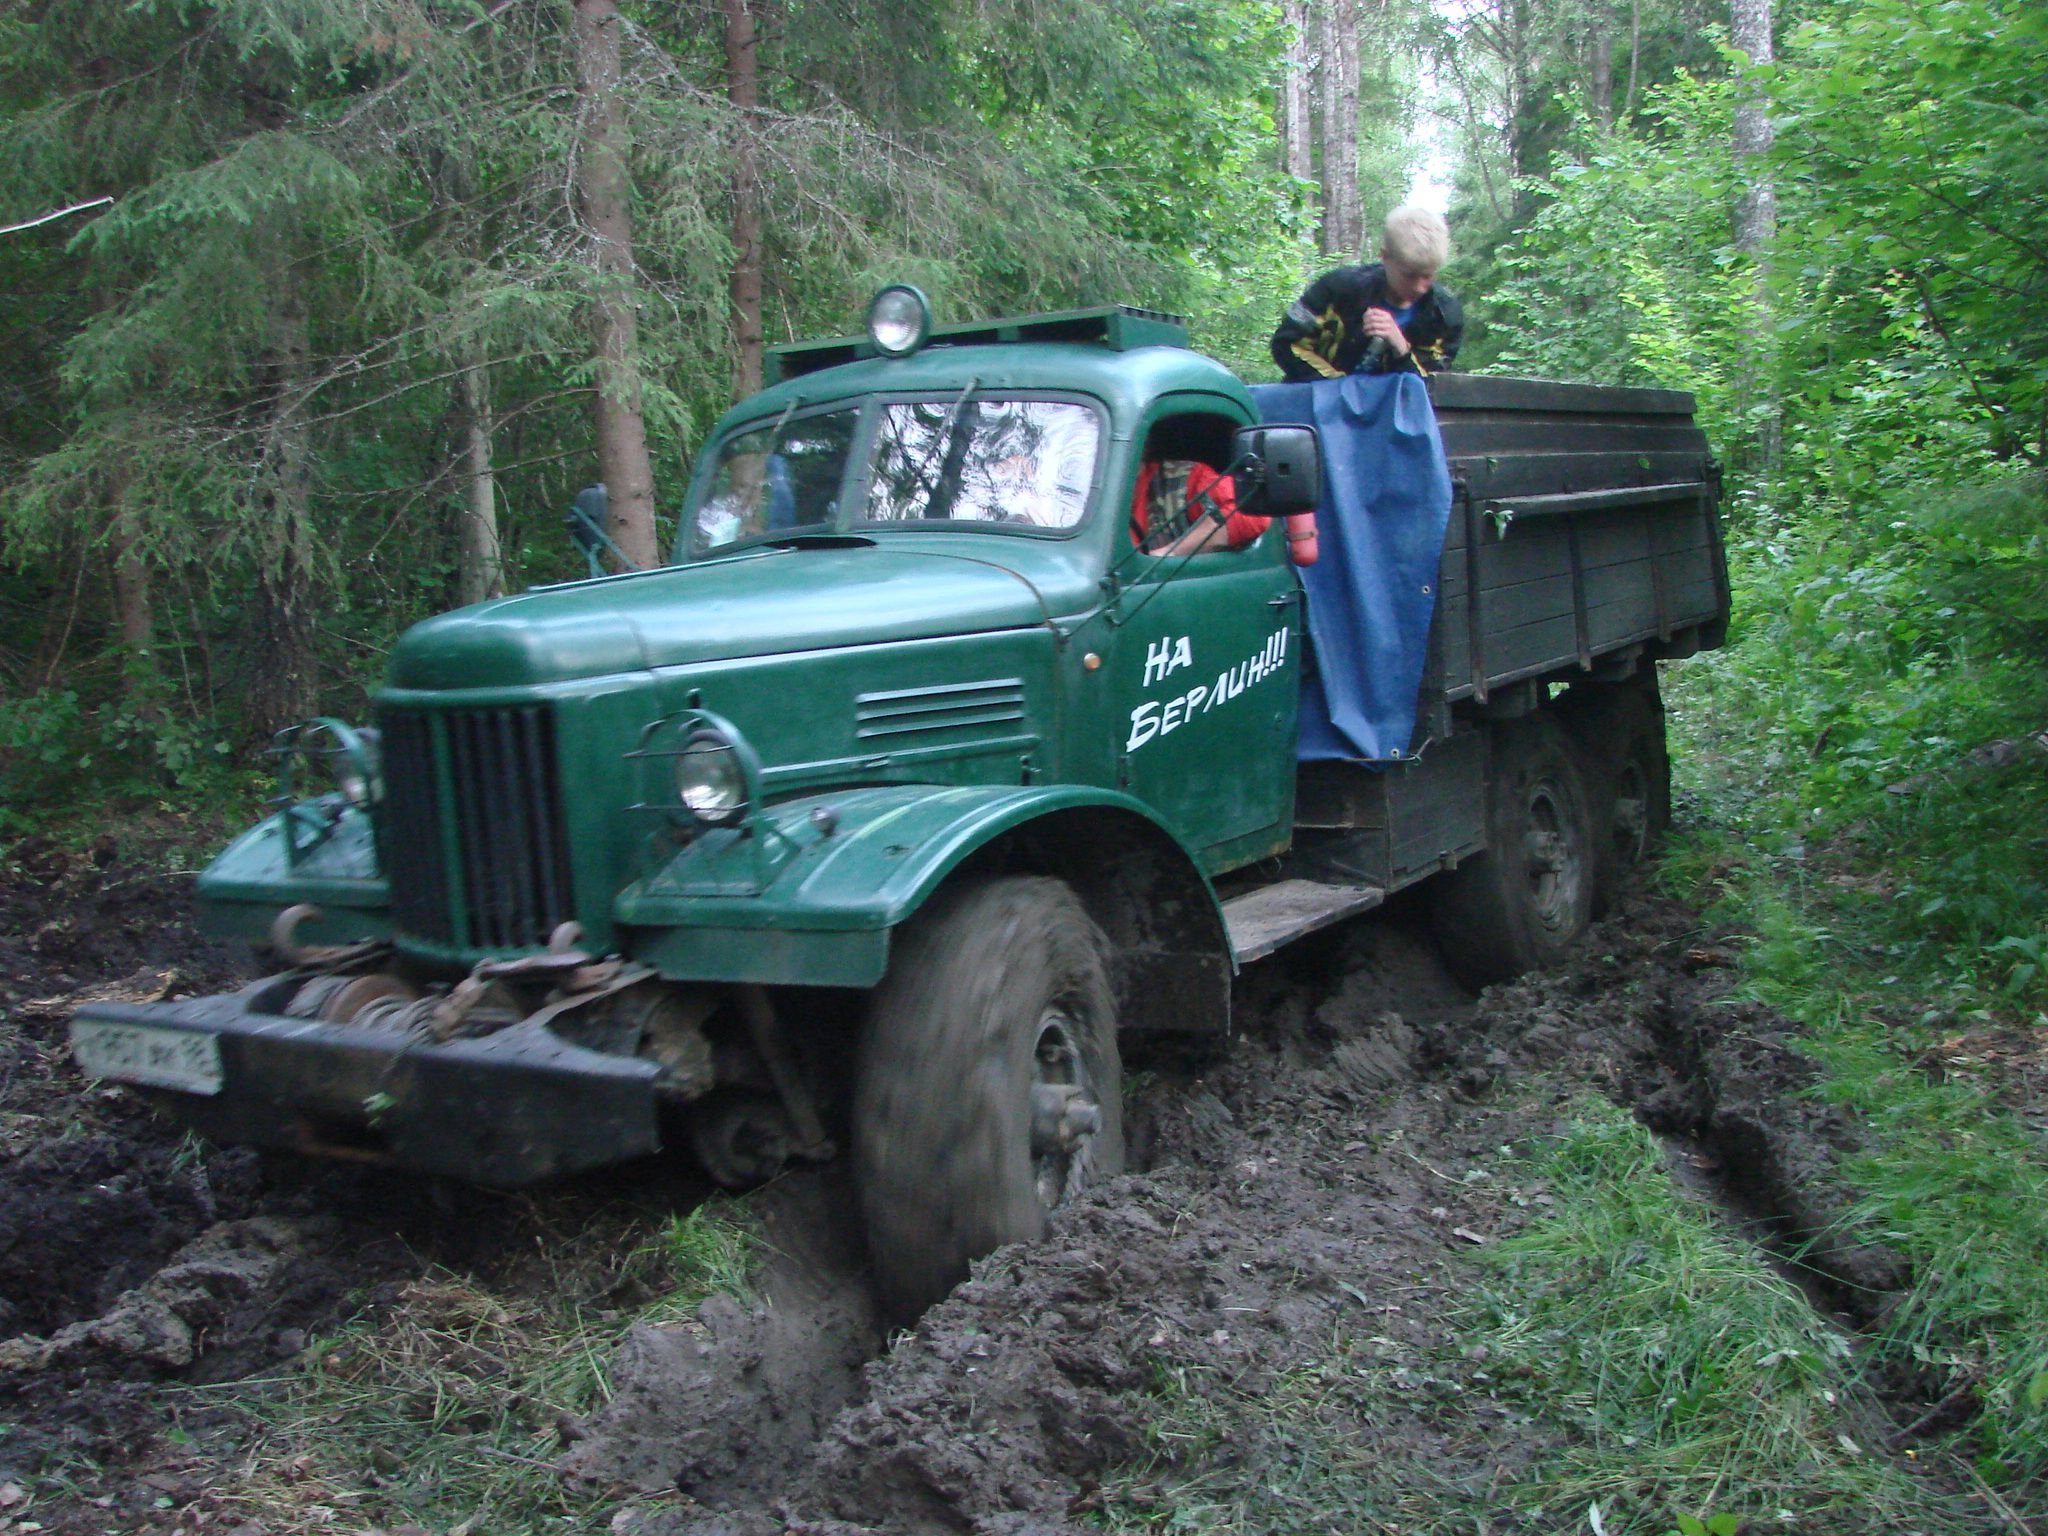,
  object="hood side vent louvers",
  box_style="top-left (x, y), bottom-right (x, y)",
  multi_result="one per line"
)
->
top-left (855, 678), bottom-right (1027, 743)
